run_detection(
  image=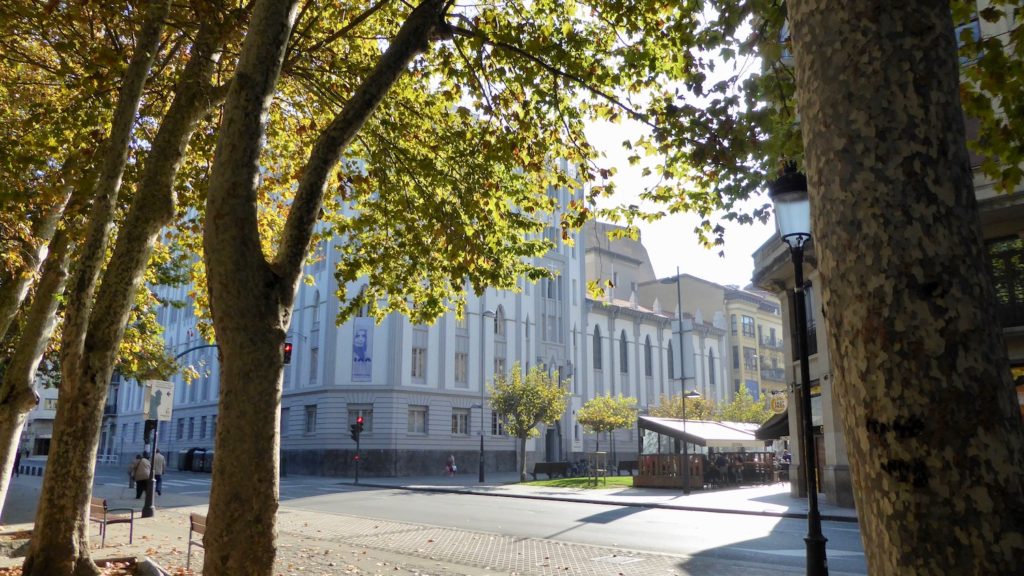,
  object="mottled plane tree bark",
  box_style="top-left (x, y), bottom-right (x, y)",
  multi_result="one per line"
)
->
top-left (22, 1), bottom-right (238, 573)
top-left (202, 1), bottom-right (451, 572)
top-left (789, 1), bottom-right (1024, 573)
top-left (0, 228), bottom-right (72, 517)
